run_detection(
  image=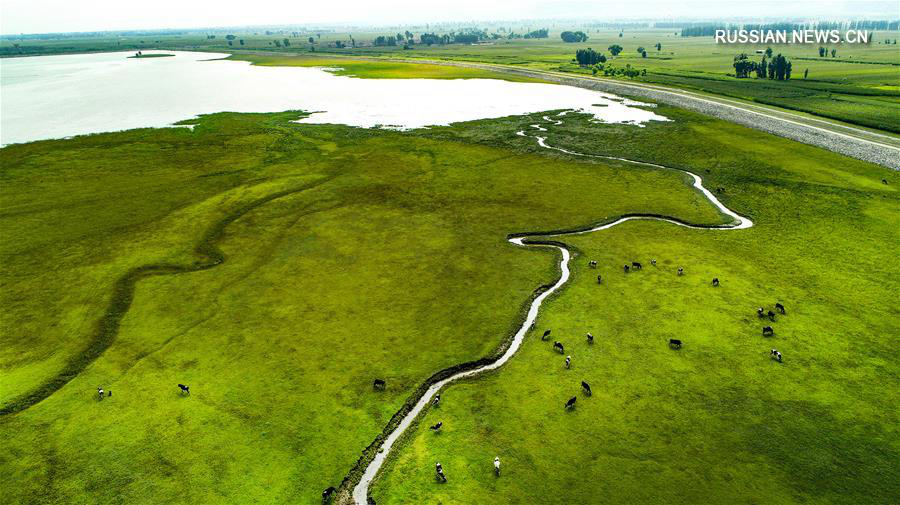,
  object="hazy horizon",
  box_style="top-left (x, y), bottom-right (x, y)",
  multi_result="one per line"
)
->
top-left (1, 0), bottom-right (898, 36)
